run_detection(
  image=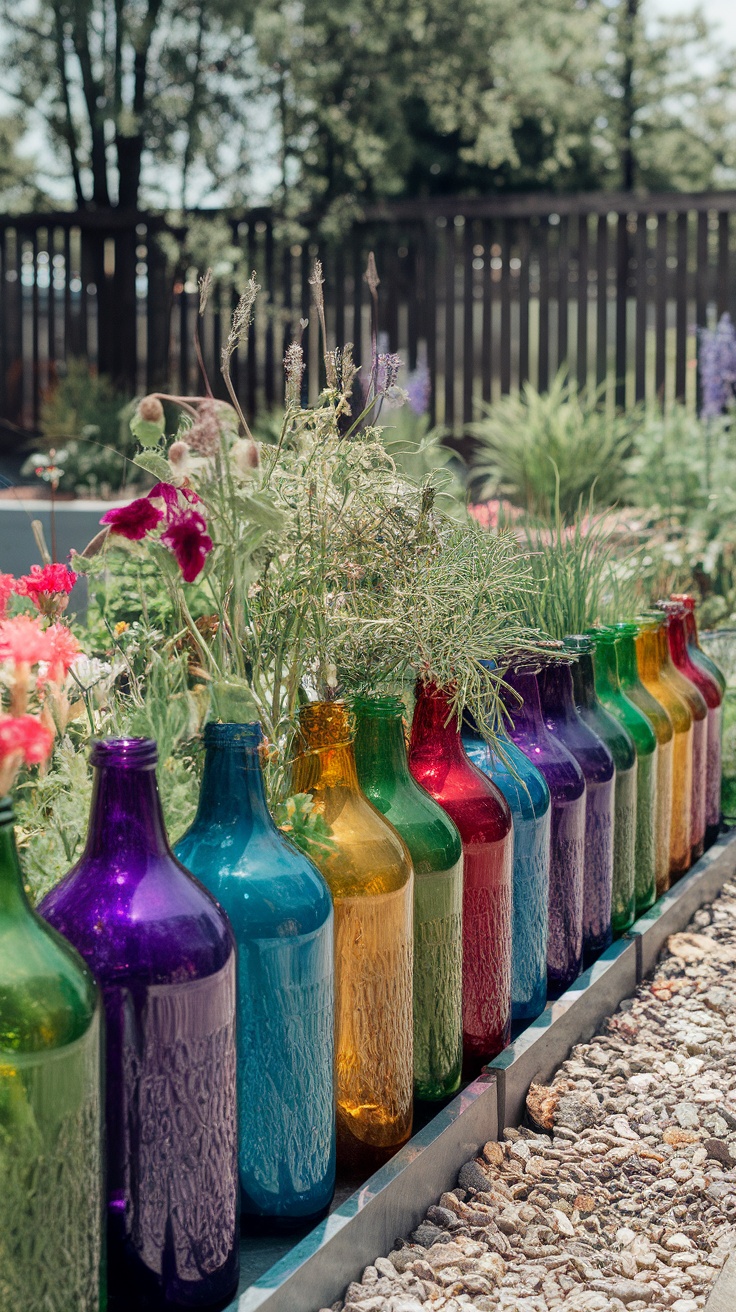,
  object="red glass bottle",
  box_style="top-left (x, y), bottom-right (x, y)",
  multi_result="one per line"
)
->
top-left (664, 602), bottom-right (722, 849)
top-left (408, 681), bottom-right (513, 1068)
top-left (656, 603), bottom-right (709, 864)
